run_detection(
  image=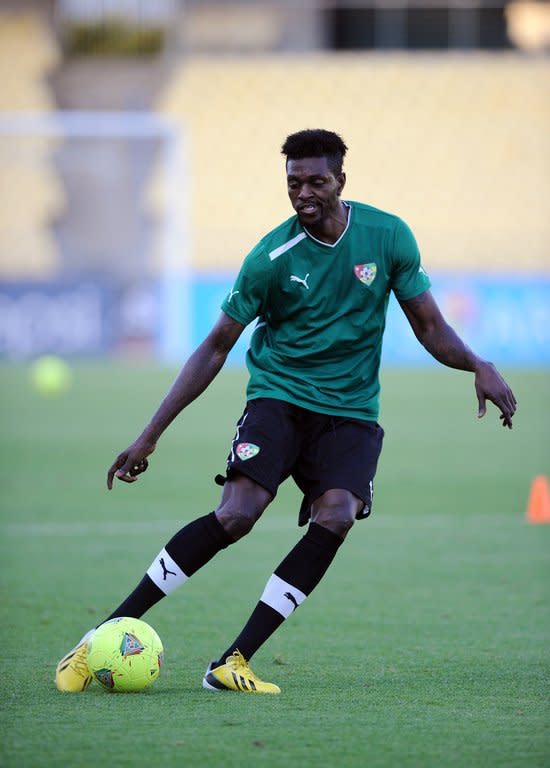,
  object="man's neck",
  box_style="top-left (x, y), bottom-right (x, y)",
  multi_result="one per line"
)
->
top-left (305, 201), bottom-right (349, 245)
